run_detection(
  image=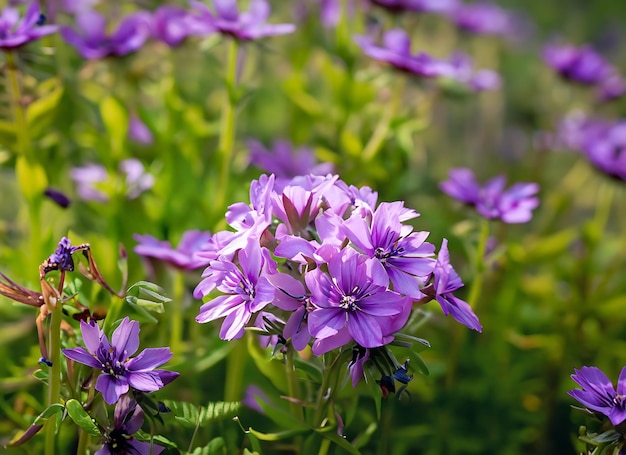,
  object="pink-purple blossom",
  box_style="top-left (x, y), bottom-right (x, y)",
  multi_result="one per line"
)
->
top-left (190, 0), bottom-right (295, 41)
top-left (440, 167), bottom-right (539, 223)
top-left (61, 10), bottom-right (152, 59)
top-left (62, 318), bottom-right (179, 404)
top-left (0, 2), bottom-right (58, 49)
top-left (134, 231), bottom-right (213, 270)
top-left (569, 366), bottom-right (626, 426)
